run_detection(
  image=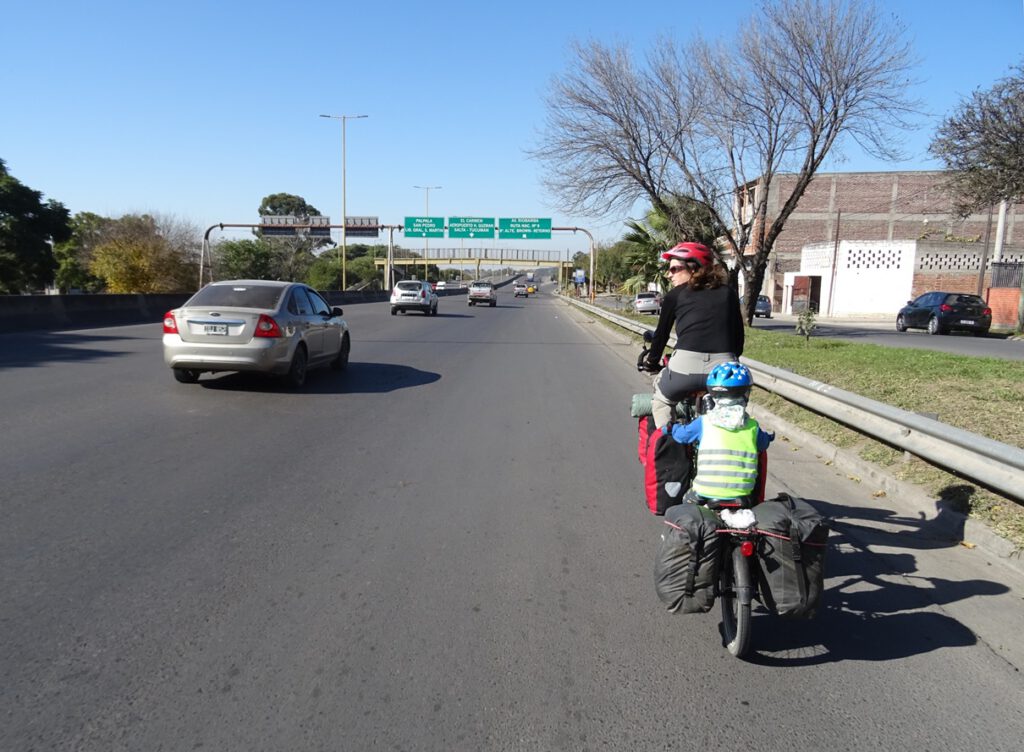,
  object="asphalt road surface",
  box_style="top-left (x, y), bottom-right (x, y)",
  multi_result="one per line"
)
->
top-left (2, 286), bottom-right (1023, 751)
top-left (752, 315), bottom-right (1024, 360)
